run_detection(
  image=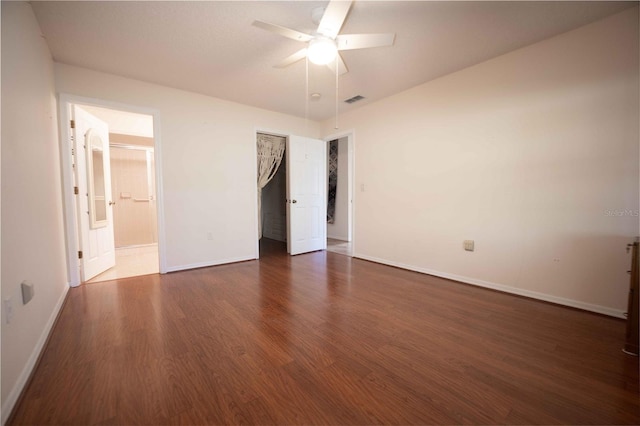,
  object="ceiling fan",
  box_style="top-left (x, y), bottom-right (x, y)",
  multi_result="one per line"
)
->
top-left (253, 0), bottom-right (395, 75)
